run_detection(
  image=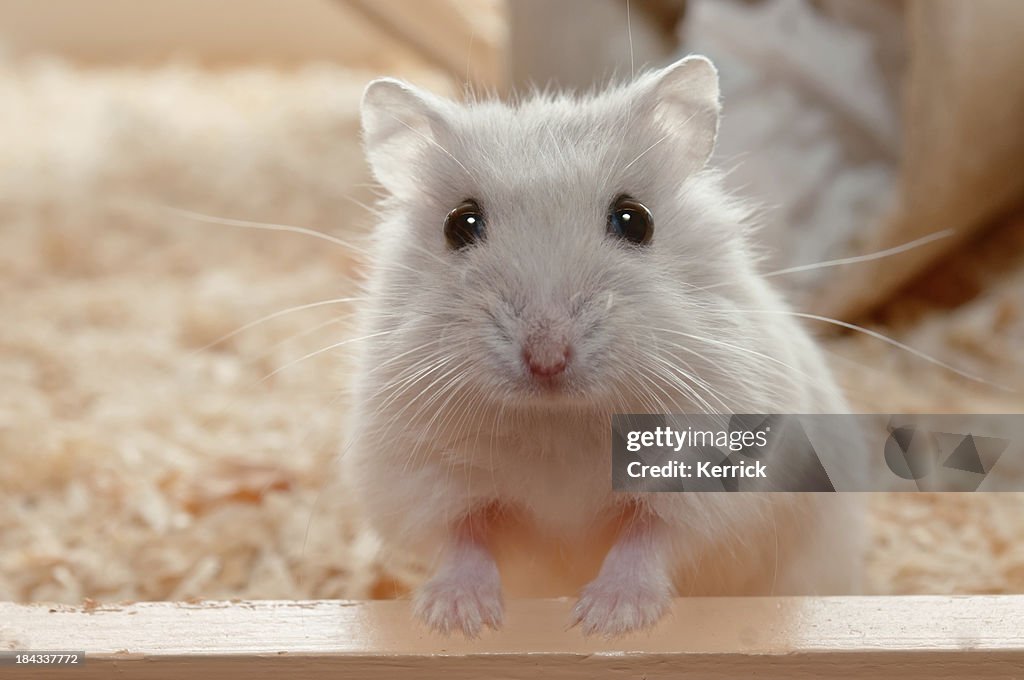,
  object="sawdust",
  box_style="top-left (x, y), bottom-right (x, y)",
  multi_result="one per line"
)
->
top-left (0, 59), bottom-right (1022, 605)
